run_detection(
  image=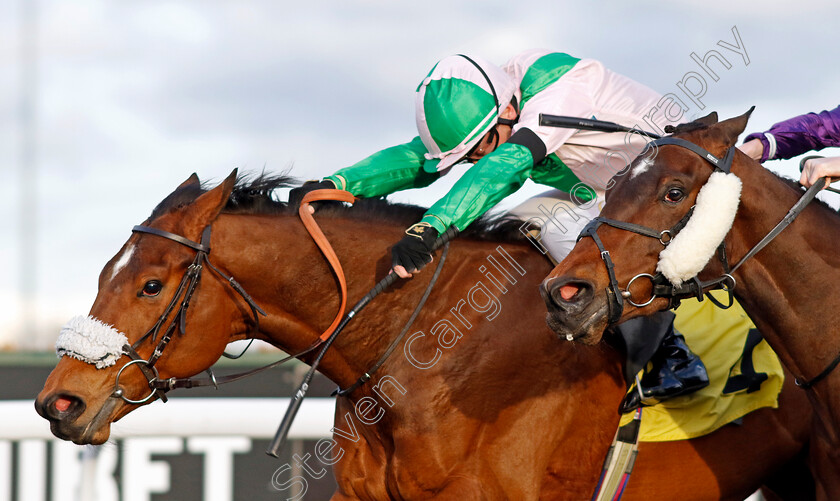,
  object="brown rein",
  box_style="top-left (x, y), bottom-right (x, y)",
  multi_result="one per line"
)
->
top-left (298, 188), bottom-right (357, 342)
top-left (124, 189), bottom-right (358, 397)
